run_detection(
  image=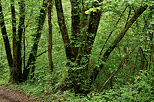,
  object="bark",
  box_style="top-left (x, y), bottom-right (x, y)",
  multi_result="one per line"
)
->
top-left (21, 0), bottom-right (48, 81)
top-left (10, 0), bottom-right (17, 83)
top-left (0, 1), bottom-right (13, 80)
top-left (16, 0), bottom-right (25, 82)
top-left (23, 9), bottom-right (33, 71)
top-left (55, 0), bottom-right (104, 95)
top-left (91, 4), bottom-right (148, 84)
top-left (74, 0), bottom-right (103, 67)
top-left (55, 0), bottom-right (74, 62)
top-left (86, 0), bottom-right (103, 54)
top-left (64, 1), bottom-right (104, 95)
top-left (70, 0), bottom-right (80, 58)
top-left (48, 0), bottom-right (53, 73)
